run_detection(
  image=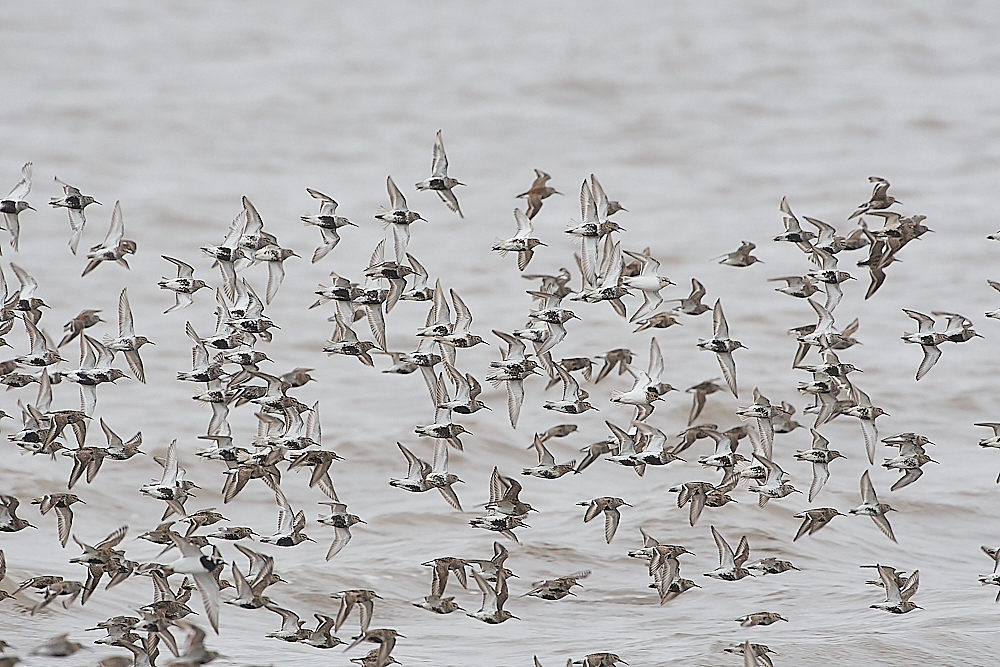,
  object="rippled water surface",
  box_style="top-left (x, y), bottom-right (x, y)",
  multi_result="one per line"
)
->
top-left (2, 2), bottom-right (1000, 665)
